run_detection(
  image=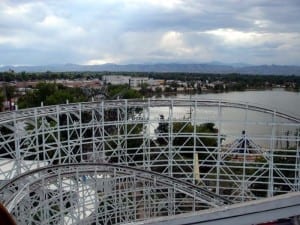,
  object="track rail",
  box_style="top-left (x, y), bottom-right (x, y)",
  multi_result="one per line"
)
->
top-left (134, 192), bottom-right (300, 225)
top-left (0, 163), bottom-right (232, 211)
top-left (0, 99), bottom-right (299, 123)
